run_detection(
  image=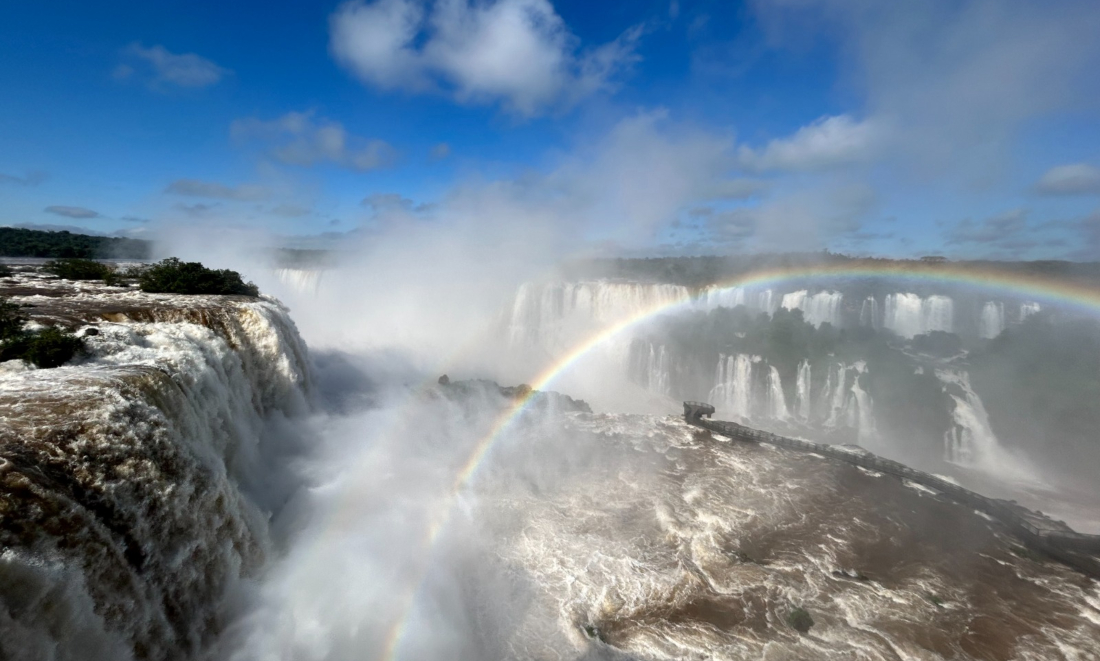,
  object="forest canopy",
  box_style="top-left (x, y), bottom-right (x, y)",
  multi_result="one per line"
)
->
top-left (0, 227), bottom-right (150, 259)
